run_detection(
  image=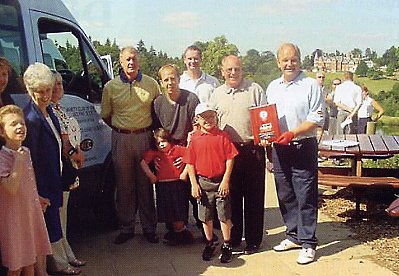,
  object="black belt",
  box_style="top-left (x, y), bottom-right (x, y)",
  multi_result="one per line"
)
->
top-left (233, 141), bottom-right (254, 148)
top-left (199, 175), bottom-right (223, 183)
top-left (112, 126), bottom-right (151, 134)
